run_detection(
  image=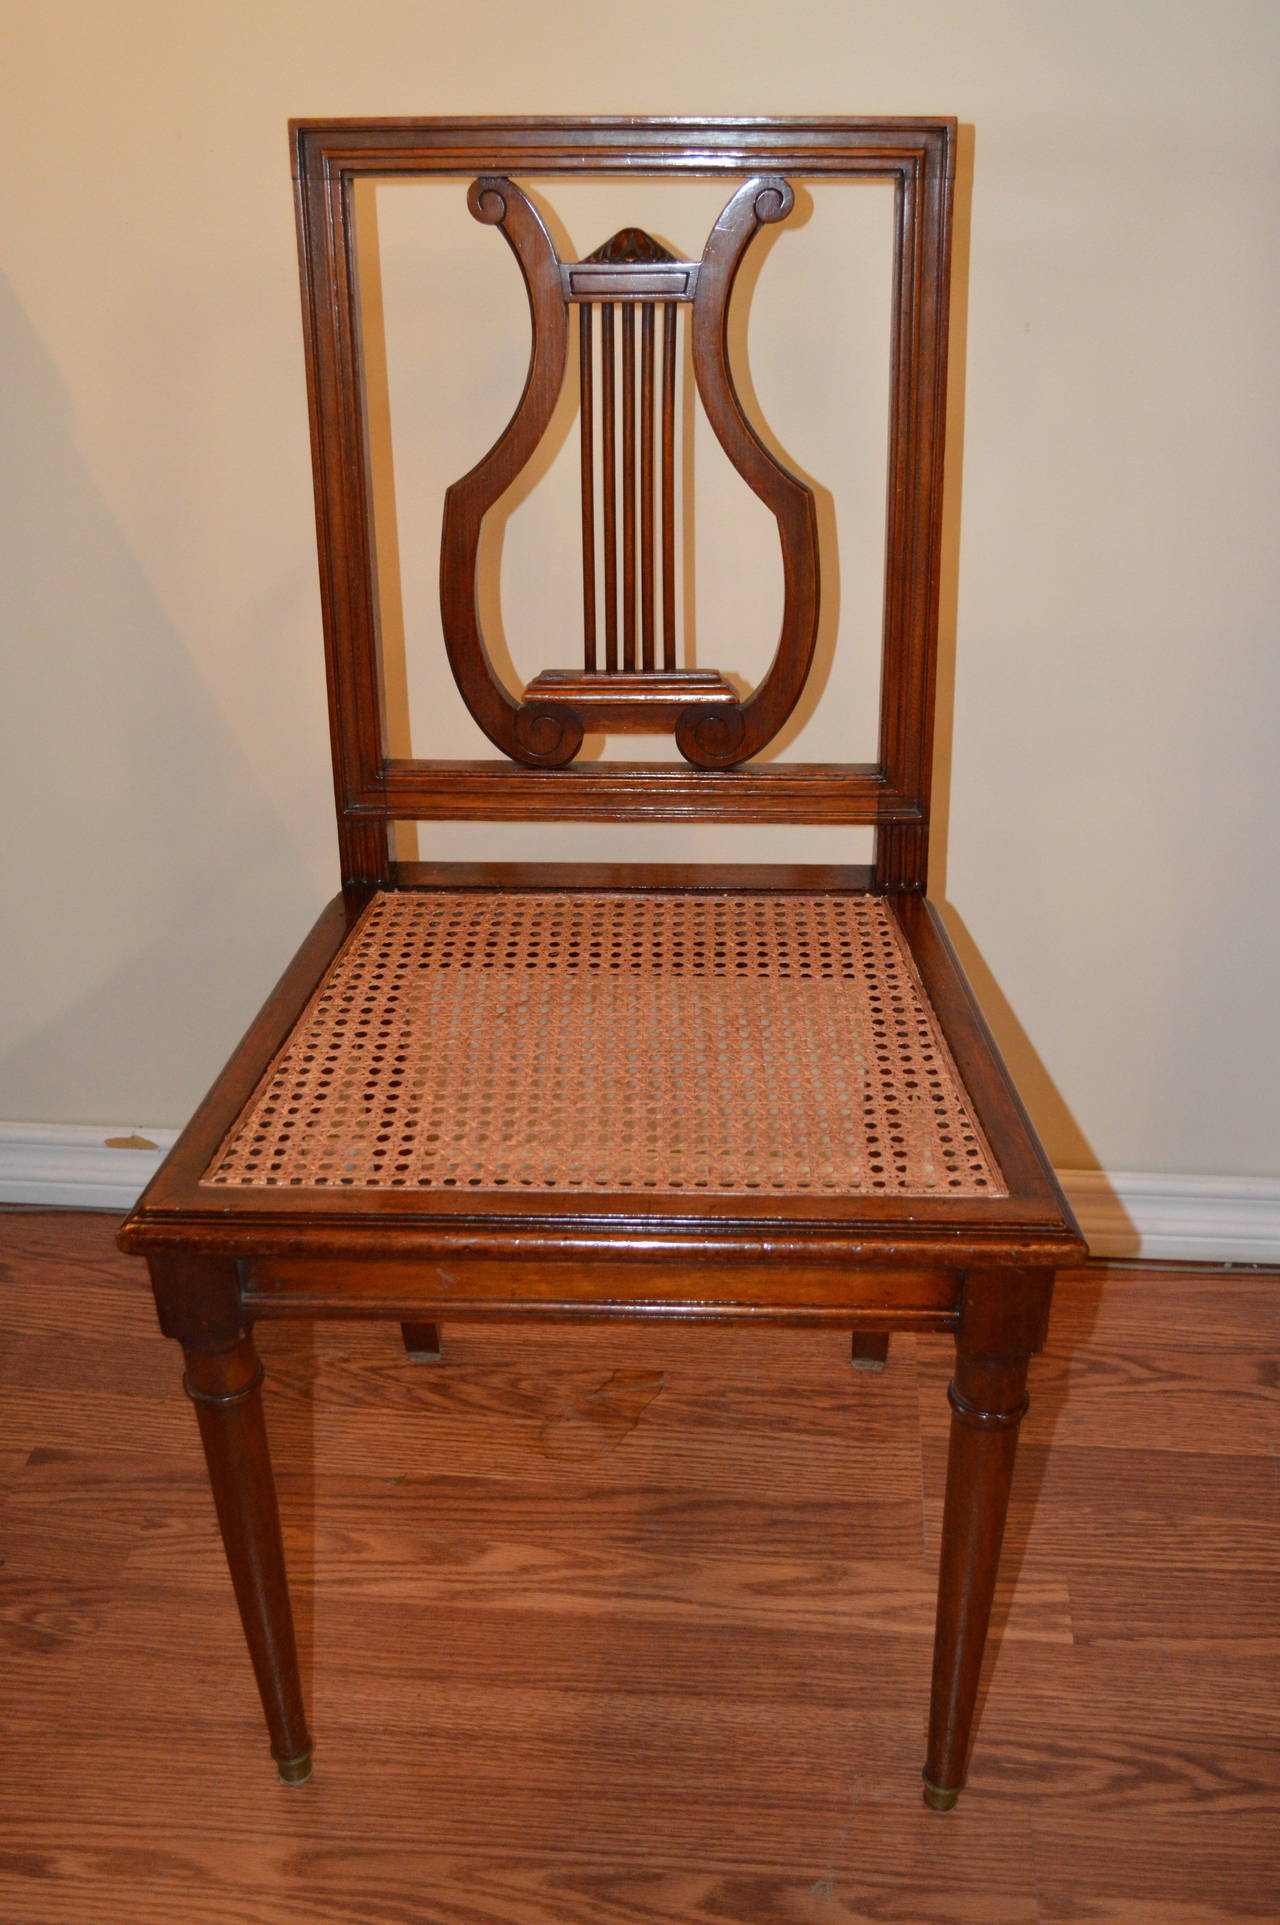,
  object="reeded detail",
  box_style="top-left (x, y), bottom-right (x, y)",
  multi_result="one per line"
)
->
top-left (203, 893), bottom-right (1005, 1199)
